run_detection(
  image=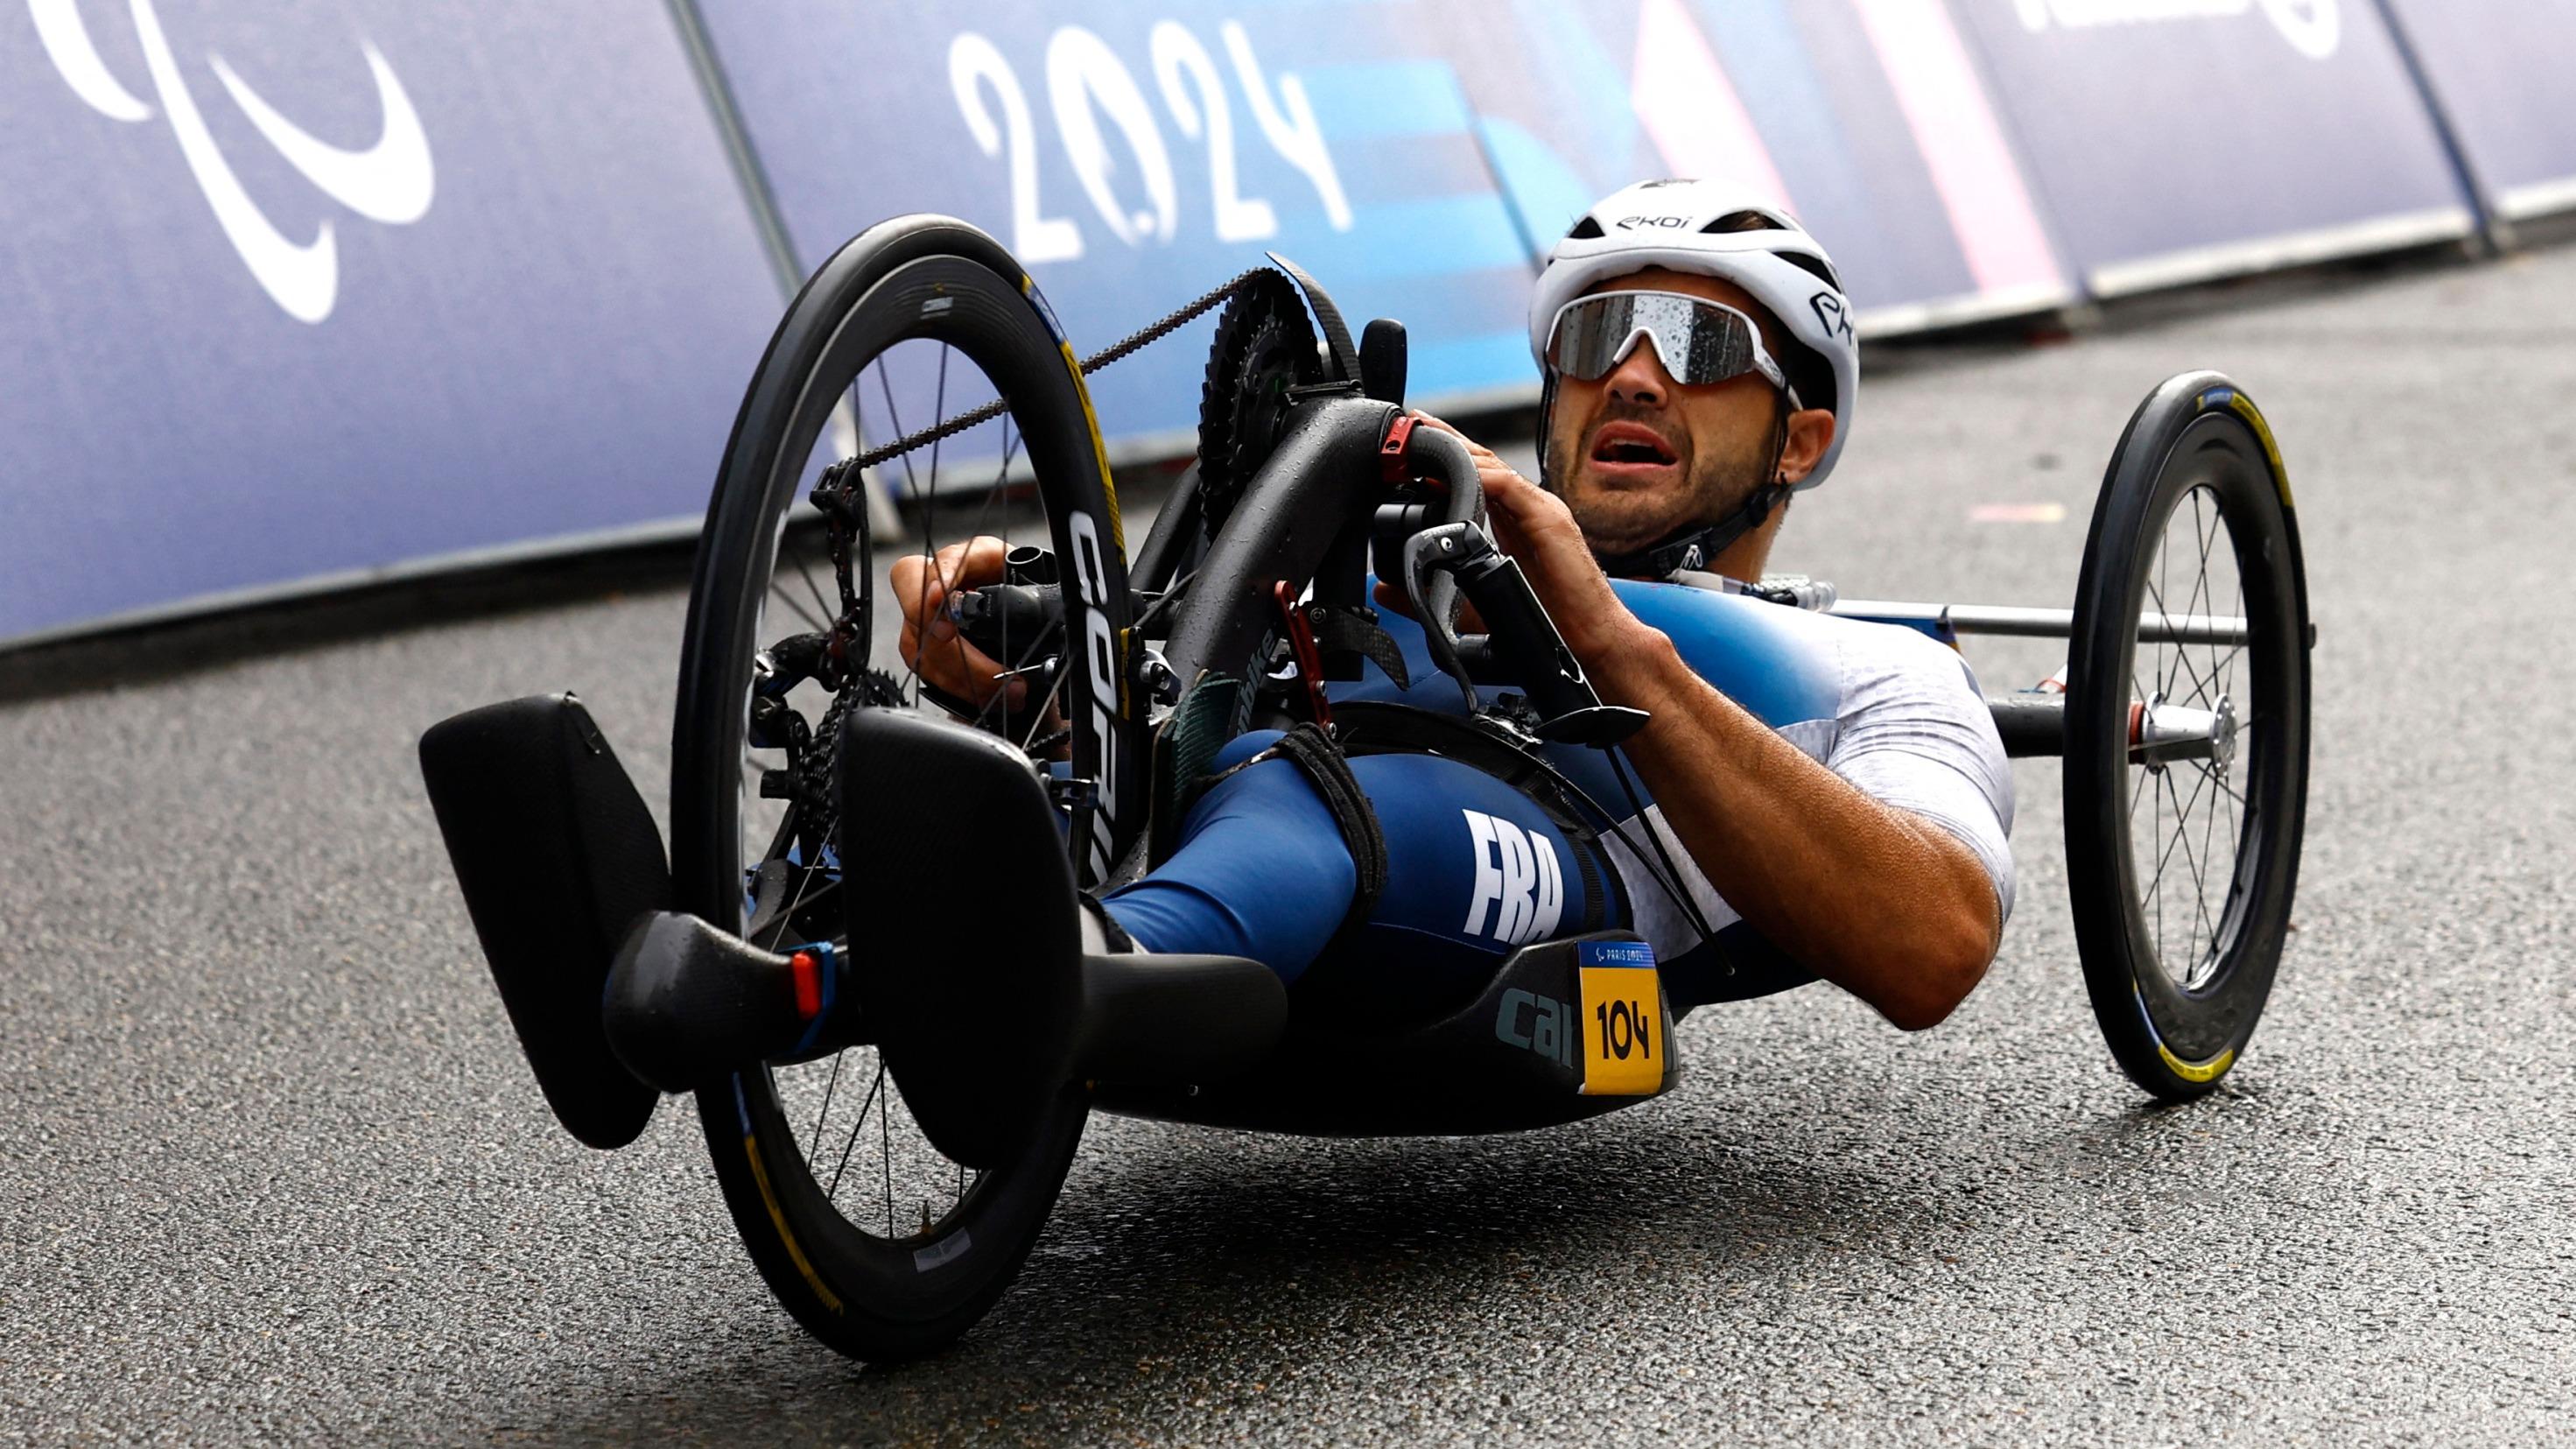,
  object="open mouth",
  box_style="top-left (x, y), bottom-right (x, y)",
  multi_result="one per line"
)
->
top-left (1589, 421), bottom-right (1680, 470)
